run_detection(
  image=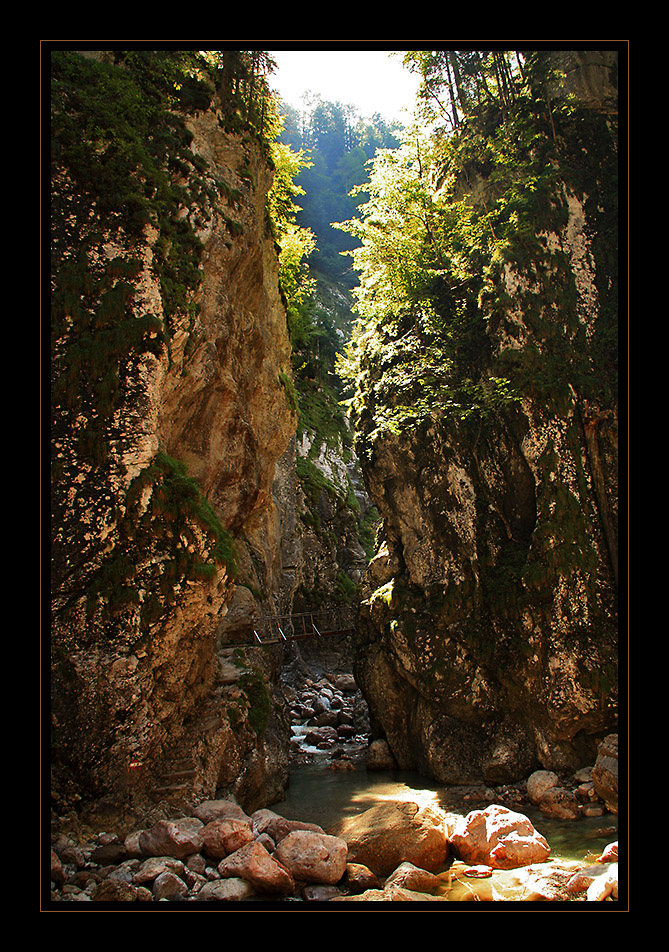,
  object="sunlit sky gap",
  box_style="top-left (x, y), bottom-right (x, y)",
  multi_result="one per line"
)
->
top-left (268, 49), bottom-right (421, 124)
